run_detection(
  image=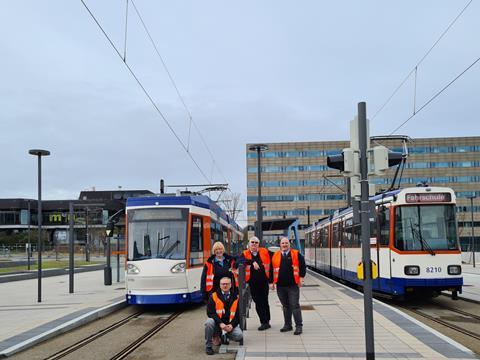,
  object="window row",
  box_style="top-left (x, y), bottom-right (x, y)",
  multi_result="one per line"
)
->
top-left (247, 179), bottom-right (345, 188)
top-left (248, 145), bottom-right (480, 159)
top-left (247, 165), bottom-right (329, 173)
top-left (248, 209), bottom-right (335, 217)
top-left (247, 193), bottom-right (345, 202)
top-left (405, 161), bottom-right (480, 169)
